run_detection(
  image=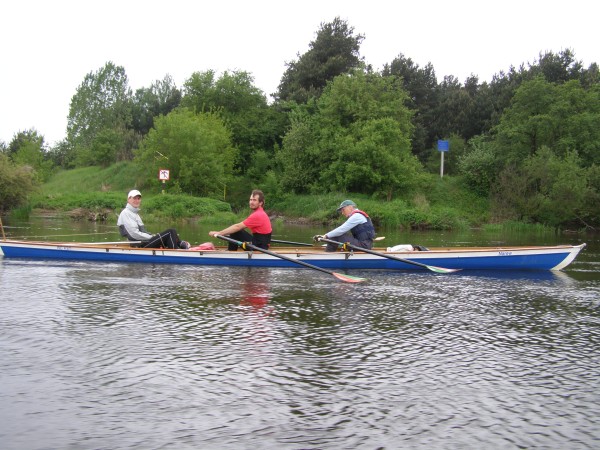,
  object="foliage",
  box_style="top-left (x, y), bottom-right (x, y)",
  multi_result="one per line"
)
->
top-left (0, 153), bottom-right (38, 211)
top-left (269, 184), bottom-right (485, 230)
top-left (581, 164), bottom-right (600, 227)
top-left (277, 71), bottom-right (421, 199)
top-left (135, 109), bottom-right (236, 198)
top-left (3, 22), bottom-right (599, 229)
top-left (276, 17), bottom-right (364, 103)
top-left (66, 61), bottom-right (133, 166)
top-left (492, 147), bottom-right (591, 227)
top-left (46, 139), bottom-right (73, 168)
top-left (33, 192), bottom-right (125, 210)
top-left (181, 70), bottom-right (286, 173)
top-left (144, 194), bottom-right (231, 219)
top-left (131, 74), bottom-right (182, 135)
top-left (7, 129), bottom-right (54, 182)
top-left (382, 54), bottom-right (439, 160)
top-left (530, 49), bottom-right (585, 84)
top-left (326, 118), bottom-right (420, 199)
top-left (494, 77), bottom-right (600, 167)
top-left (85, 128), bottom-right (124, 167)
top-left (523, 148), bottom-right (585, 225)
top-left (31, 191), bottom-right (231, 221)
top-left (458, 135), bottom-right (501, 196)
top-left (275, 109), bottom-right (322, 193)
